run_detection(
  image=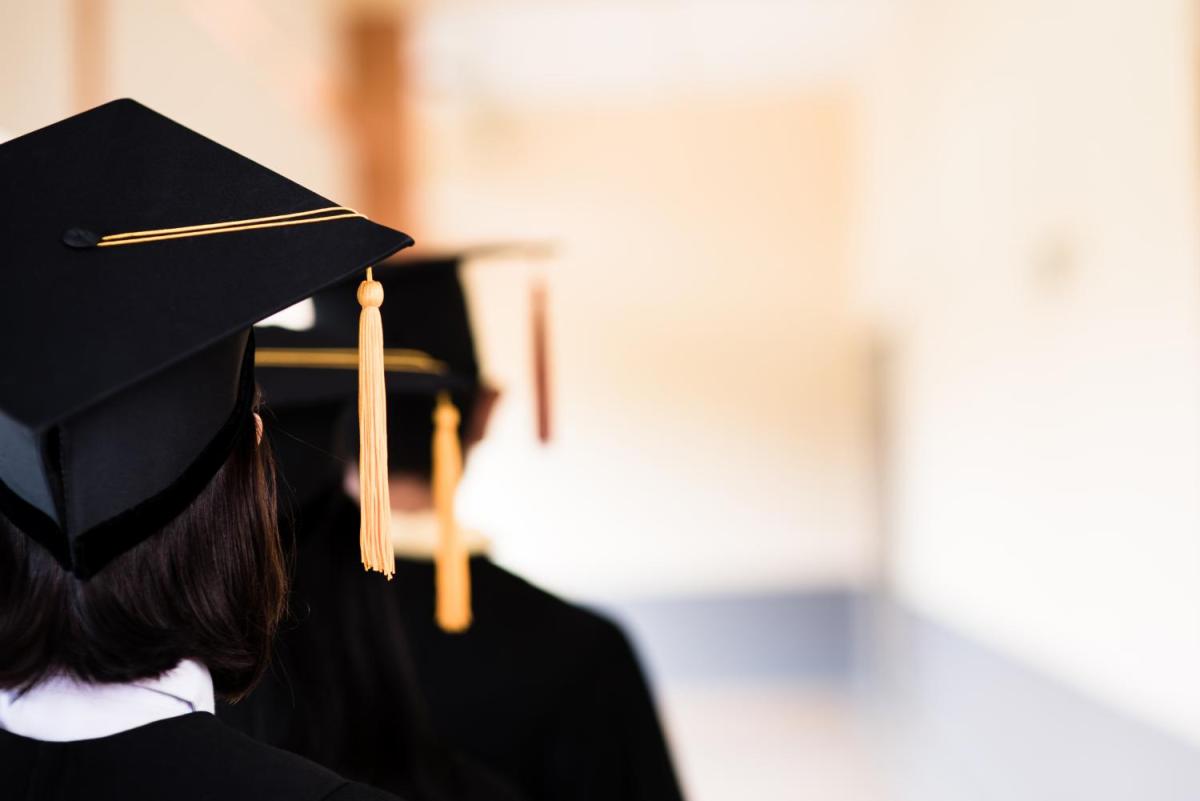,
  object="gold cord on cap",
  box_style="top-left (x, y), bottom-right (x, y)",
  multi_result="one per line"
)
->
top-left (93, 206), bottom-right (364, 247)
top-left (432, 391), bottom-right (471, 632)
top-left (357, 267), bottom-right (394, 579)
top-left (255, 348), bottom-right (446, 374)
